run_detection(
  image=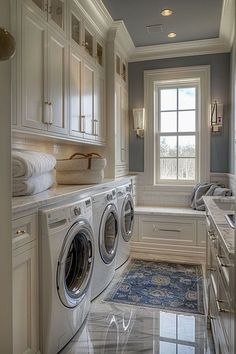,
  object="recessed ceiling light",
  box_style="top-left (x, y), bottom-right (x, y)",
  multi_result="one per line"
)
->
top-left (168, 32), bottom-right (176, 38)
top-left (161, 9), bottom-right (173, 17)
